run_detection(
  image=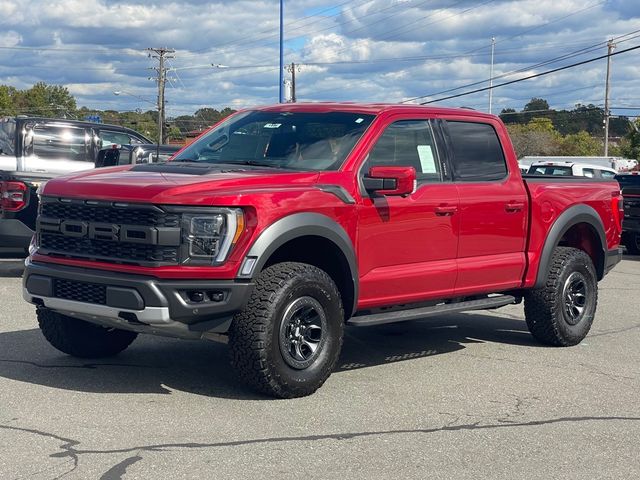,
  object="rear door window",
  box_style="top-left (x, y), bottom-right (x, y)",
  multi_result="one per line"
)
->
top-left (445, 121), bottom-right (507, 181)
top-left (0, 118), bottom-right (16, 155)
top-left (32, 125), bottom-right (89, 161)
top-left (583, 168), bottom-right (595, 178)
top-left (600, 170), bottom-right (616, 179)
